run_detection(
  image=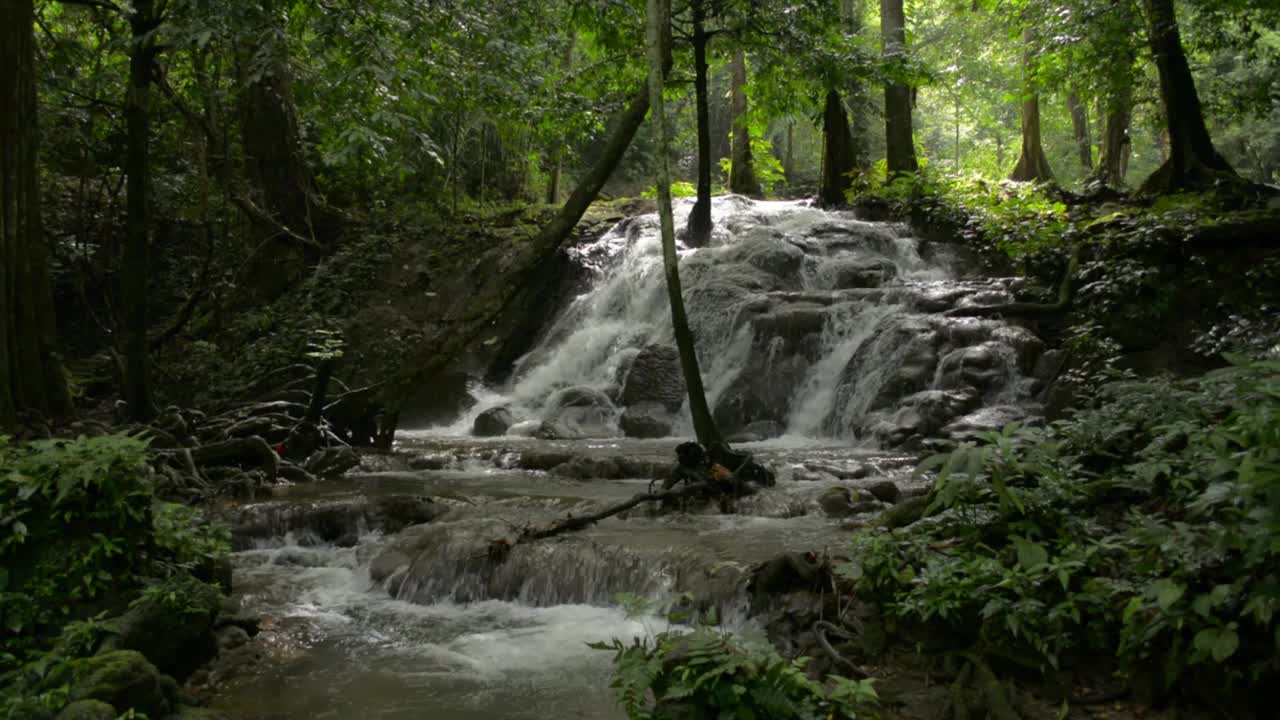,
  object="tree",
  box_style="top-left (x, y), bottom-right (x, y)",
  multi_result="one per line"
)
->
top-left (647, 0), bottom-right (723, 448)
top-left (880, 0), bottom-right (917, 176)
top-left (728, 48), bottom-right (761, 196)
top-left (1067, 89), bottom-right (1093, 172)
top-left (819, 90), bottom-right (857, 207)
top-left (1, 0), bottom-right (72, 429)
top-left (1009, 27), bottom-right (1054, 182)
top-left (685, 0), bottom-right (714, 246)
top-left (1140, 0), bottom-right (1236, 192)
top-left (121, 0), bottom-right (159, 421)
